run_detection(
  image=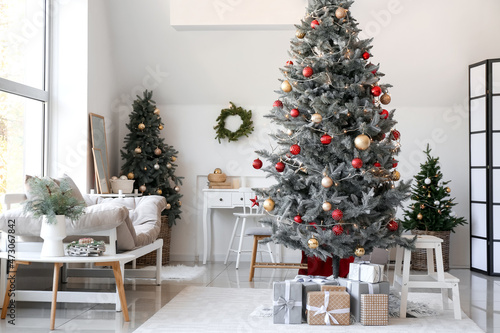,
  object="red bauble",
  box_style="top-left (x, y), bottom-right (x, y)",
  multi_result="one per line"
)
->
top-left (321, 134), bottom-right (332, 145)
top-left (387, 220), bottom-right (399, 232)
top-left (380, 109), bottom-right (389, 119)
top-left (309, 222), bottom-right (317, 229)
top-left (374, 162), bottom-right (382, 168)
top-left (252, 158), bottom-right (263, 169)
top-left (311, 20), bottom-right (319, 29)
top-left (290, 109), bottom-right (300, 118)
top-left (380, 133), bottom-right (386, 141)
top-left (372, 69), bottom-right (377, 75)
top-left (332, 225), bottom-right (344, 236)
top-left (362, 52), bottom-right (371, 60)
top-left (290, 144), bottom-right (301, 155)
top-left (371, 86), bottom-right (382, 97)
top-left (286, 61), bottom-right (294, 66)
top-left (332, 209), bottom-right (343, 221)
top-left (275, 162), bottom-right (285, 172)
top-left (303, 66), bottom-right (313, 77)
top-left (352, 158), bottom-right (363, 169)
top-left (273, 100), bottom-right (283, 108)
top-left (392, 130), bottom-right (401, 140)
top-left (294, 215), bottom-right (303, 223)
top-left (392, 160), bottom-right (398, 168)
